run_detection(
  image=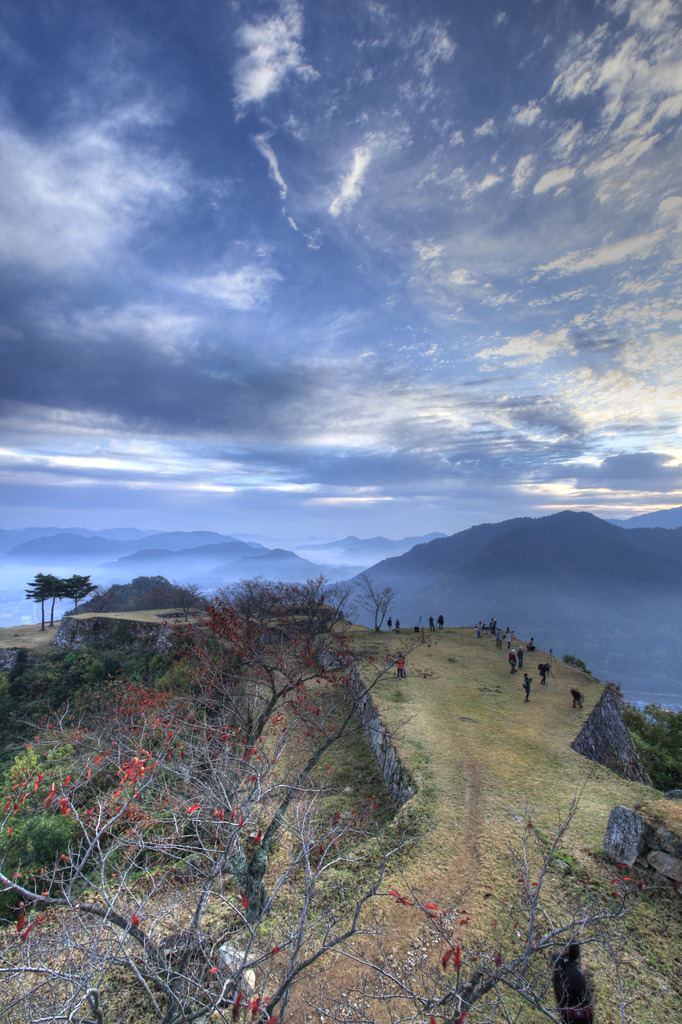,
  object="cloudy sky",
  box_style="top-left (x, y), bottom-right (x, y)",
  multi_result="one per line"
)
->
top-left (1, 0), bottom-right (681, 540)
